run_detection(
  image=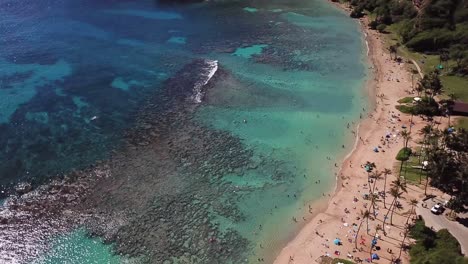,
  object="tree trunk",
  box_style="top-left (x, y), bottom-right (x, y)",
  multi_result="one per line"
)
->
top-left (398, 206), bottom-right (413, 262)
top-left (390, 199), bottom-right (398, 225)
top-left (383, 175), bottom-right (387, 208)
top-left (424, 172), bottom-right (430, 196)
top-left (370, 195), bottom-right (377, 218)
top-left (399, 160), bottom-right (404, 177)
top-left (366, 214), bottom-right (370, 235)
top-left (355, 220), bottom-right (364, 249)
top-left (418, 148), bottom-right (423, 184)
top-left (398, 230), bottom-right (408, 260)
top-left (382, 198), bottom-right (396, 235)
